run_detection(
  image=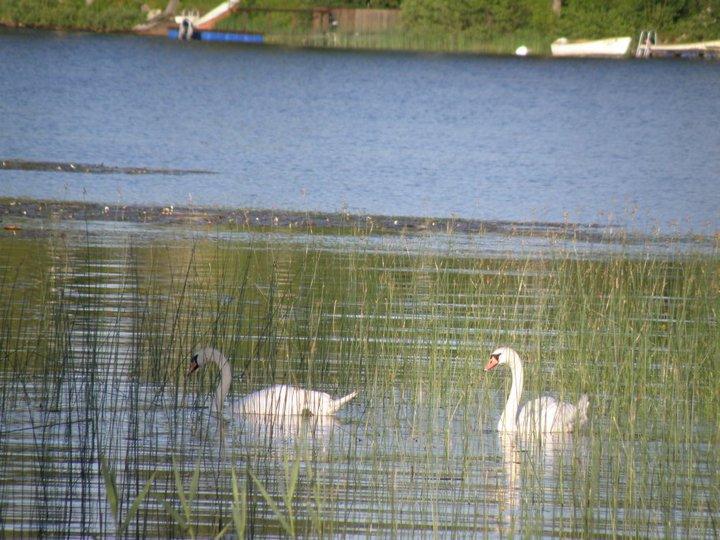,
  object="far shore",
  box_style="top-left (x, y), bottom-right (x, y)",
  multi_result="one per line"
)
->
top-left (1, 197), bottom-right (716, 247)
top-left (4, 0), bottom-right (720, 59)
top-left (1, 21), bottom-right (546, 57)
